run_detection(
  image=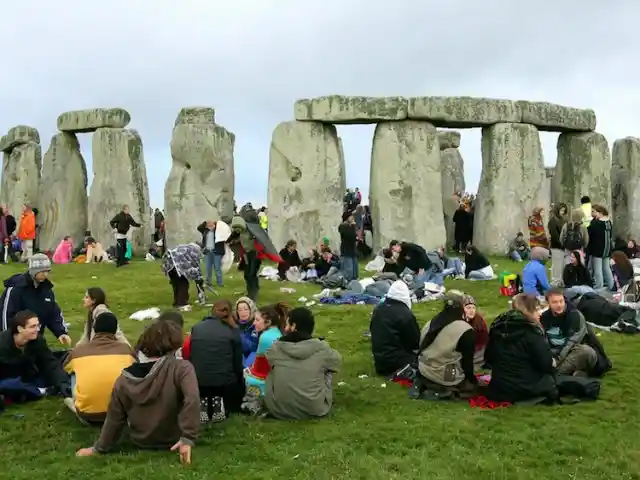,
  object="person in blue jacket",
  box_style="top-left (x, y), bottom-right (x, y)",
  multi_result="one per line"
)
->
top-left (522, 247), bottom-right (551, 296)
top-left (0, 254), bottom-right (71, 346)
